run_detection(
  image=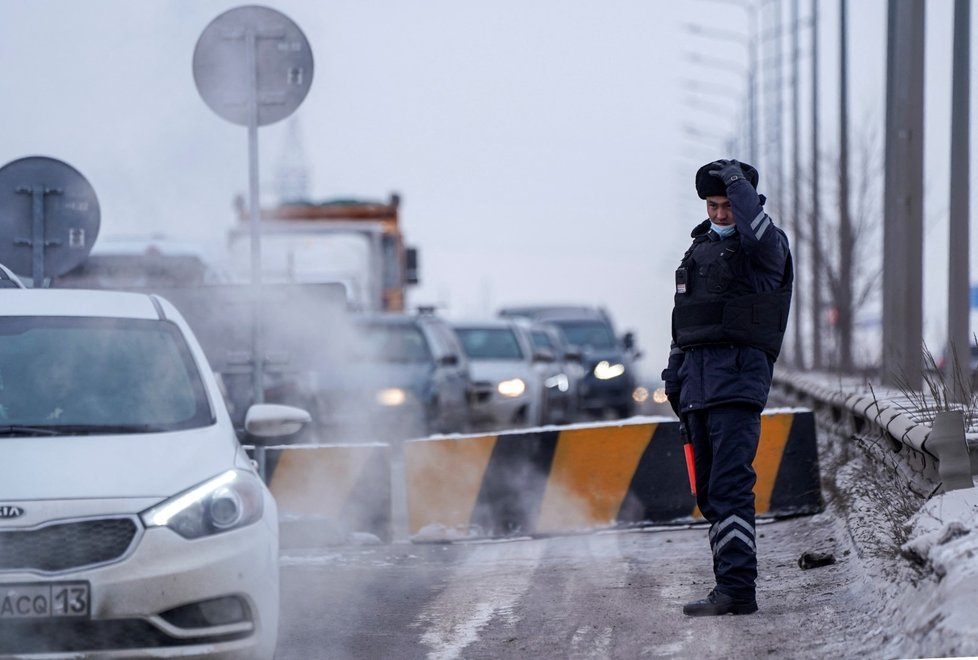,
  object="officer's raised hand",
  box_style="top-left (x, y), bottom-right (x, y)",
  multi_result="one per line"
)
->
top-left (708, 159), bottom-right (746, 187)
